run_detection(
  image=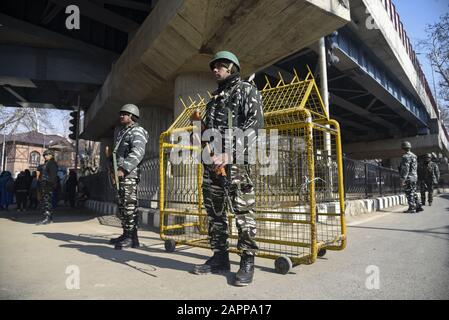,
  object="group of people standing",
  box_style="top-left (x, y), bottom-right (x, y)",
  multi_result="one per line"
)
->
top-left (399, 141), bottom-right (440, 213)
top-left (0, 170), bottom-right (39, 211)
top-left (109, 51), bottom-right (262, 286)
top-left (0, 149), bottom-right (80, 225)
